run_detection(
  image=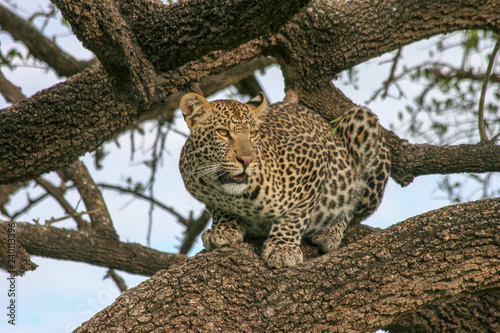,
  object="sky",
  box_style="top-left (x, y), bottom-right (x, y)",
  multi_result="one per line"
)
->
top-left (0, 1), bottom-right (484, 332)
